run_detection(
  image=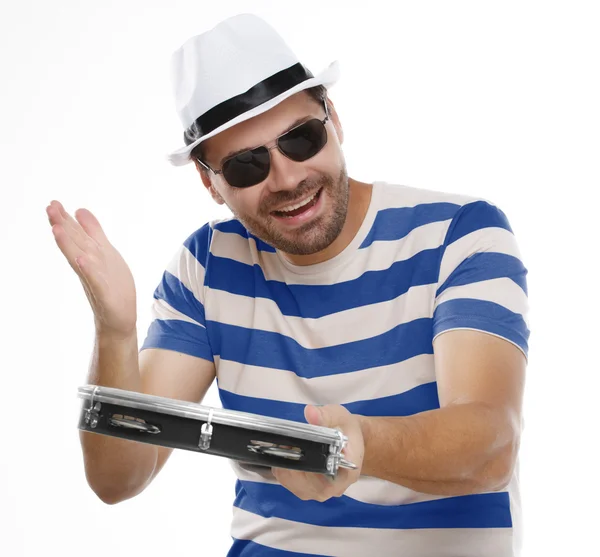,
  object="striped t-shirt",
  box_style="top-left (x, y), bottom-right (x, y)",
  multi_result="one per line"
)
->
top-left (140, 181), bottom-right (530, 557)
